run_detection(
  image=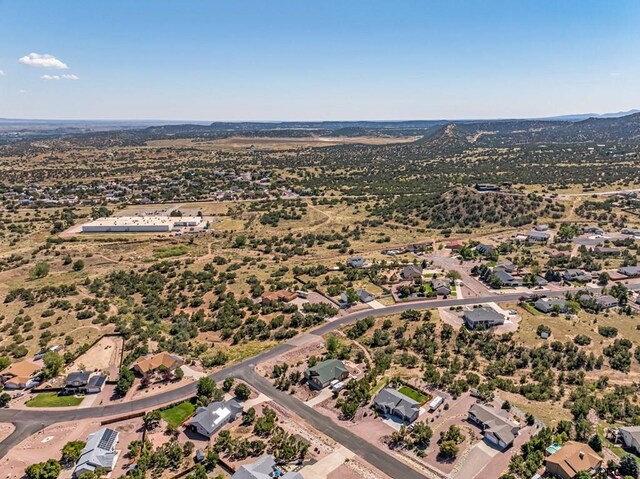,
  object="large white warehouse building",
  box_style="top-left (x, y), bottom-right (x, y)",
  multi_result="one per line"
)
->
top-left (81, 215), bottom-right (202, 233)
